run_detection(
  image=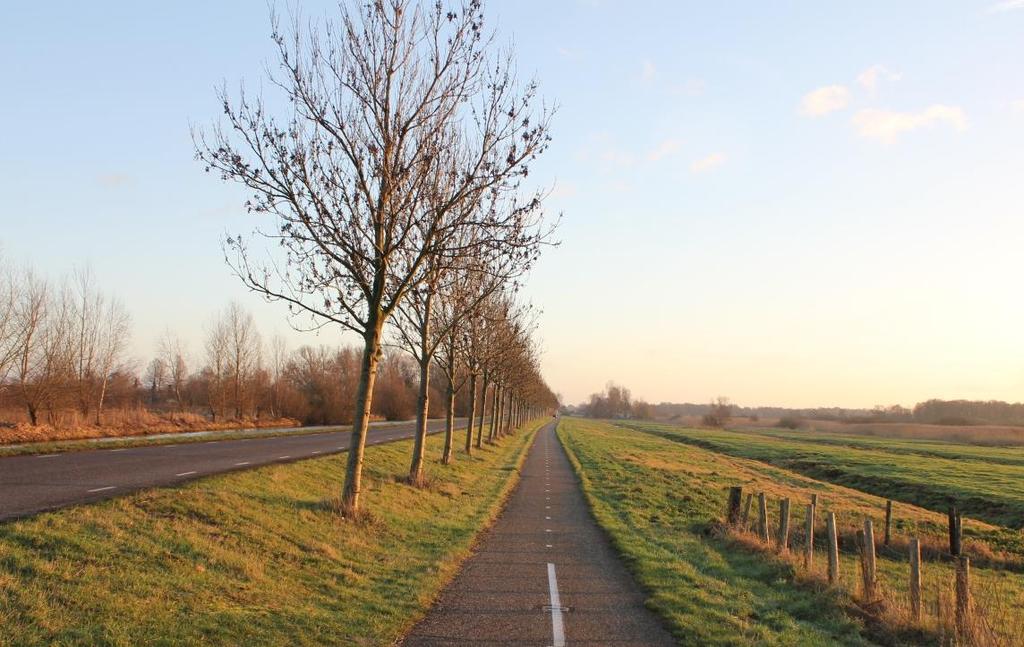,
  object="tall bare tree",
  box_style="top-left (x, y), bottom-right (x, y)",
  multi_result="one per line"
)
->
top-left (92, 298), bottom-right (131, 424)
top-left (159, 330), bottom-right (189, 412)
top-left (195, 0), bottom-right (552, 513)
